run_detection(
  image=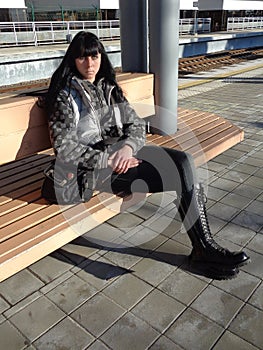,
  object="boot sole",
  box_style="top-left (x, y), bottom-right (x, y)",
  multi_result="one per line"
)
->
top-left (190, 253), bottom-right (251, 269)
top-left (188, 259), bottom-right (239, 280)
